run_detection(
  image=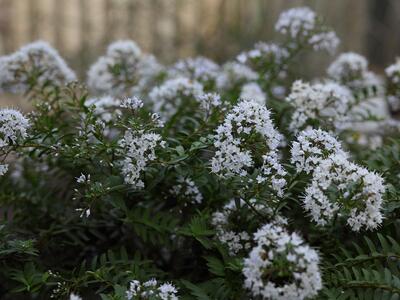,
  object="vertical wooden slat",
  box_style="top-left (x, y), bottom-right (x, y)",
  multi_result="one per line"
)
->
top-left (212, 0), bottom-right (227, 61)
top-left (127, 0), bottom-right (139, 41)
top-left (103, 0), bottom-right (115, 47)
top-left (11, 0), bottom-right (28, 48)
top-left (88, 0), bottom-right (106, 62)
top-left (78, 0), bottom-right (91, 77)
top-left (62, 0), bottom-right (81, 73)
top-left (176, 0), bottom-right (198, 58)
top-left (28, 0), bottom-right (40, 41)
top-left (174, 0), bottom-right (183, 59)
top-left (0, 0), bottom-right (397, 75)
top-left (53, 0), bottom-right (65, 51)
top-left (157, 0), bottom-right (176, 62)
top-left (150, 0), bottom-right (161, 56)
top-left (39, 0), bottom-right (54, 44)
top-left (193, 0), bottom-right (206, 55)
top-left (0, 0), bottom-right (14, 53)
top-left (114, 0), bottom-right (125, 39)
